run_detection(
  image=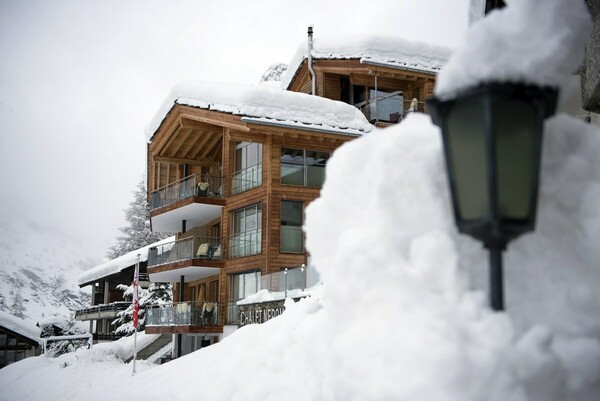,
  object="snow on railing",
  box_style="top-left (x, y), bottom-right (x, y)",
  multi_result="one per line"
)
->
top-left (74, 301), bottom-right (130, 317)
top-left (42, 333), bottom-right (93, 355)
top-left (147, 341), bottom-right (174, 364)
